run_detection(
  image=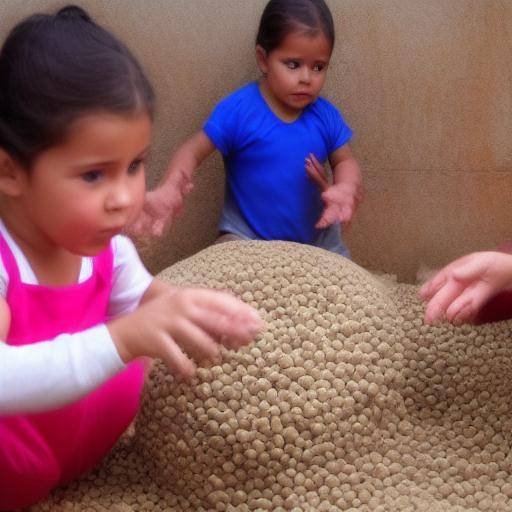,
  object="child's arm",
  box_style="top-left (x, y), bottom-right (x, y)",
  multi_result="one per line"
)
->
top-left (131, 131), bottom-right (216, 236)
top-left (0, 281), bottom-right (262, 414)
top-left (305, 144), bottom-right (363, 229)
top-left (107, 278), bottom-right (262, 380)
top-left (420, 251), bottom-right (512, 324)
top-left (0, 298), bottom-right (124, 415)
